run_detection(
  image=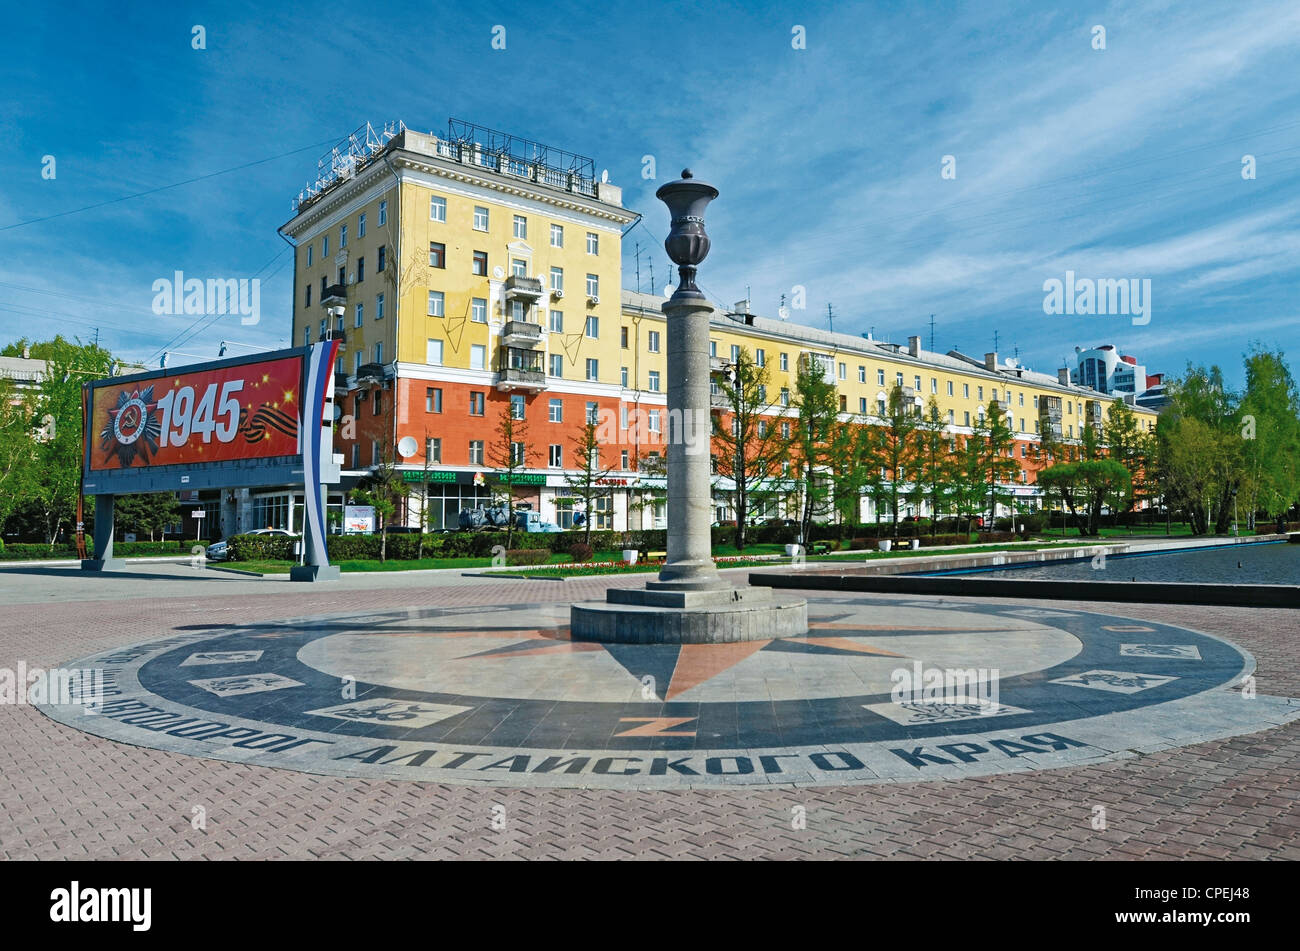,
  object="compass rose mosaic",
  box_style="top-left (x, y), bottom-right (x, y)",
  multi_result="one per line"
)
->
top-left (37, 597), bottom-right (1300, 788)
